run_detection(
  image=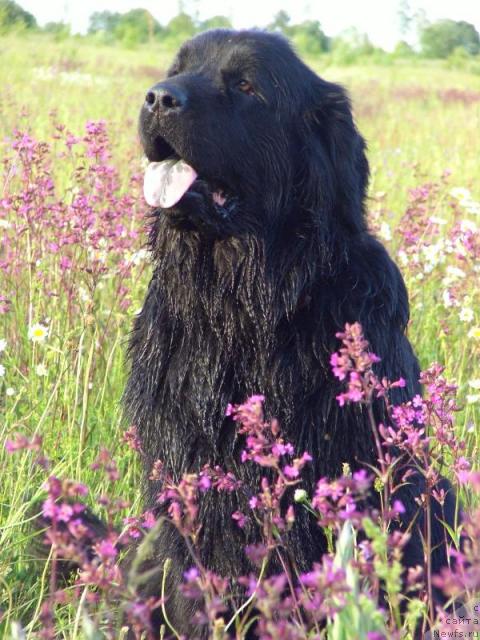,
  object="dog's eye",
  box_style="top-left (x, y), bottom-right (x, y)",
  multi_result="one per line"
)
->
top-left (237, 79), bottom-right (255, 96)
